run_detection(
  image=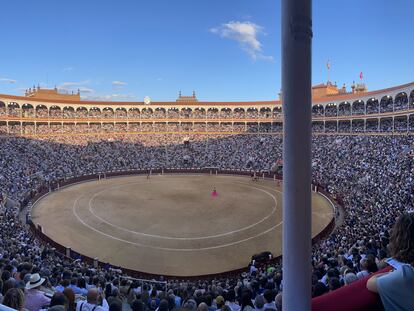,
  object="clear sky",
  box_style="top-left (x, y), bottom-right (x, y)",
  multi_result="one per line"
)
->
top-left (0, 0), bottom-right (412, 101)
